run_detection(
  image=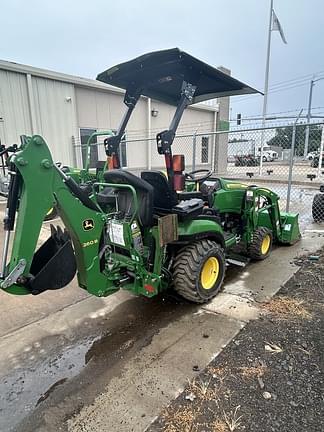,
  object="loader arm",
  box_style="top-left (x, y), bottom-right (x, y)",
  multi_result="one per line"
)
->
top-left (0, 135), bottom-right (113, 296)
top-left (242, 186), bottom-right (300, 244)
